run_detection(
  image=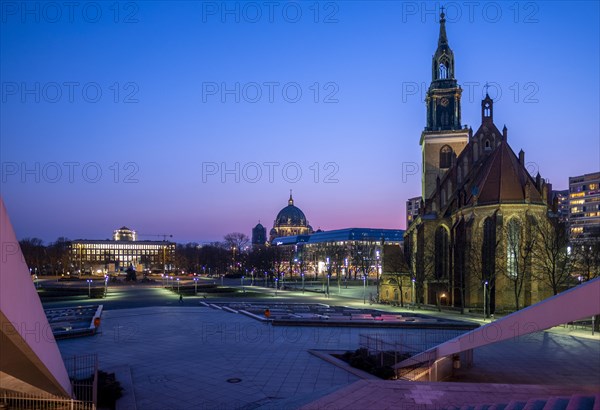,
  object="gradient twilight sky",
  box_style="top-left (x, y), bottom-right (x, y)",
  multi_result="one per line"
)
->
top-left (1, 1), bottom-right (599, 244)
